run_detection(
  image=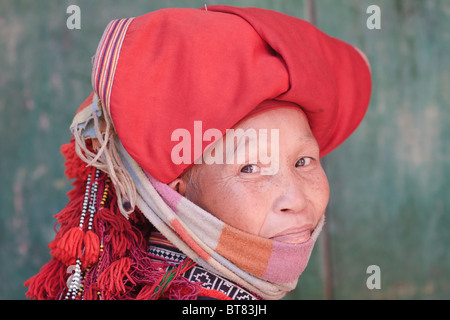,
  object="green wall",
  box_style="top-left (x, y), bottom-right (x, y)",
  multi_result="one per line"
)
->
top-left (1, 0), bottom-right (449, 299)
